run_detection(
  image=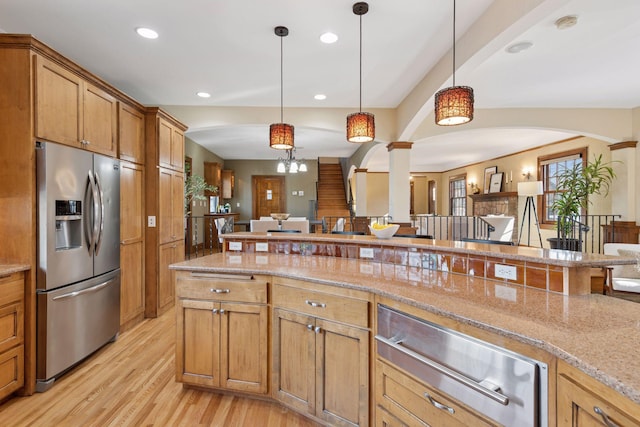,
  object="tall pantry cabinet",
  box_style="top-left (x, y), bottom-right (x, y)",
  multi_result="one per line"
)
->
top-left (145, 107), bottom-right (187, 317)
